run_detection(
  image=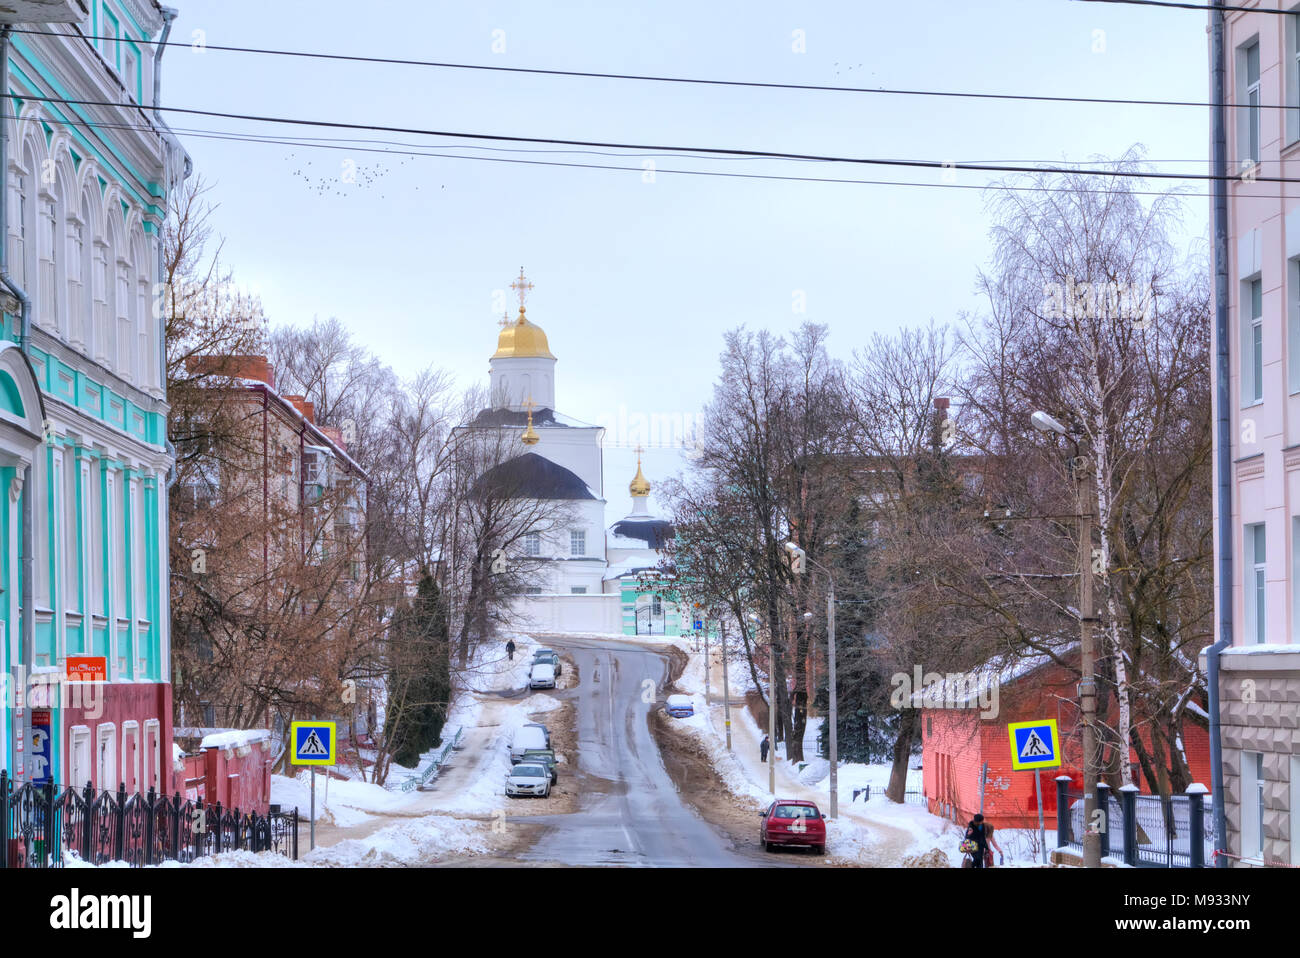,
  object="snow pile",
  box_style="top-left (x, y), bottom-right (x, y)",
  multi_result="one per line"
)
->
top-left (270, 770), bottom-right (410, 828)
top-left (446, 633), bottom-right (541, 730)
top-left (199, 728), bottom-right (270, 750)
top-left (301, 814), bottom-right (490, 866)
